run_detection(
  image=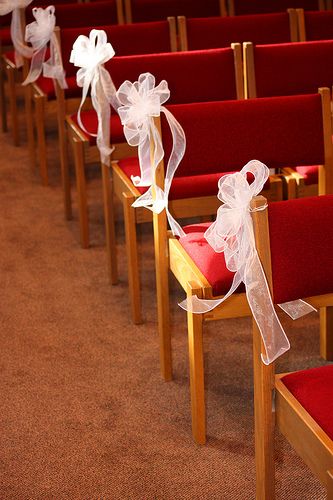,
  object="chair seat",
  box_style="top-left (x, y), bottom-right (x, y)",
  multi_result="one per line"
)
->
top-left (71, 109), bottom-right (125, 143)
top-left (118, 157), bottom-right (271, 201)
top-left (178, 222), bottom-right (244, 297)
top-left (281, 365), bottom-right (333, 441)
top-left (36, 75), bottom-right (79, 99)
top-left (3, 50), bottom-right (15, 64)
top-left (295, 165), bottom-right (319, 185)
top-left (0, 28), bottom-right (11, 47)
